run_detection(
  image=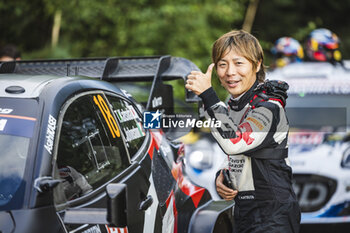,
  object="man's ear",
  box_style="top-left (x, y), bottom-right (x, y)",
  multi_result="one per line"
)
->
top-left (256, 60), bottom-right (262, 73)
